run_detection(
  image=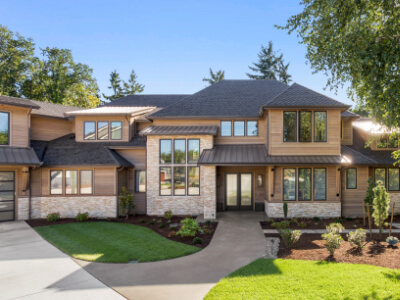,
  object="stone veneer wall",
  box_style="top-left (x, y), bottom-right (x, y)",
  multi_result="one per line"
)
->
top-left (17, 197), bottom-right (29, 220)
top-left (265, 201), bottom-right (341, 218)
top-left (146, 135), bottom-right (216, 219)
top-left (389, 194), bottom-right (400, 214)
